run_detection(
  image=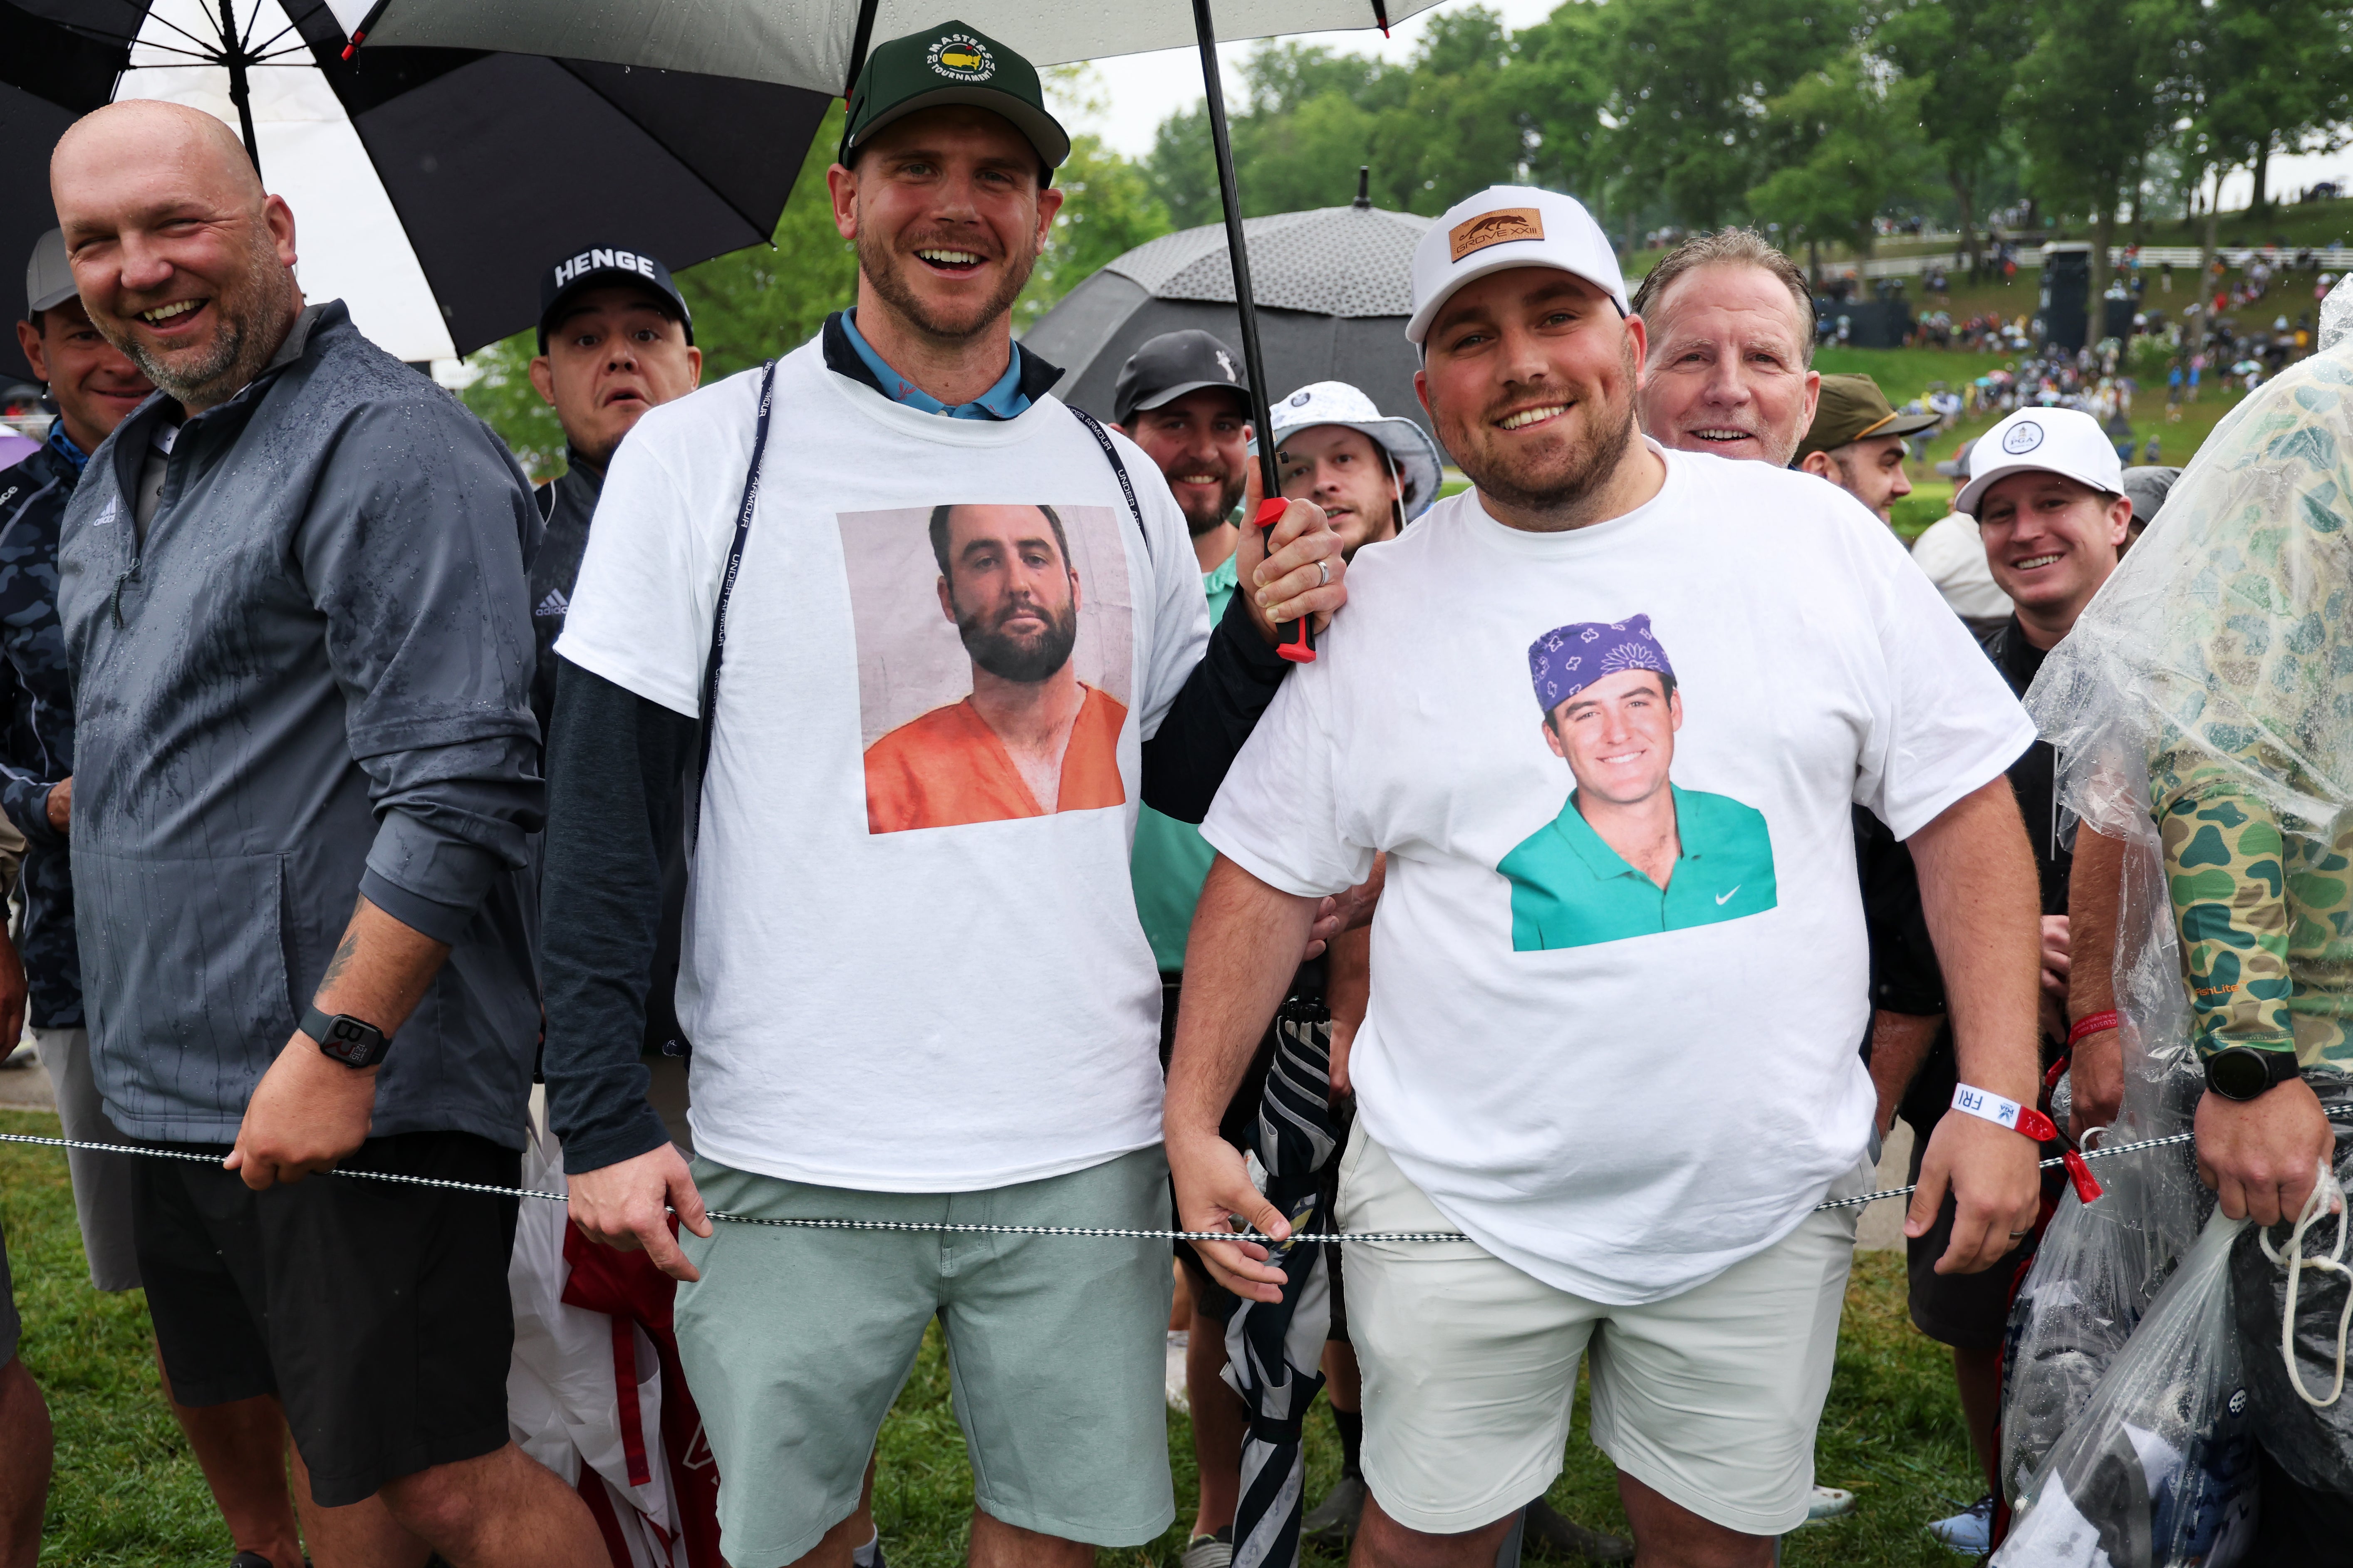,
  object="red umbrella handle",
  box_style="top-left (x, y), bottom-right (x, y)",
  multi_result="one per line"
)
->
top-left (1256, 497), bottom-right (1315, 663)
